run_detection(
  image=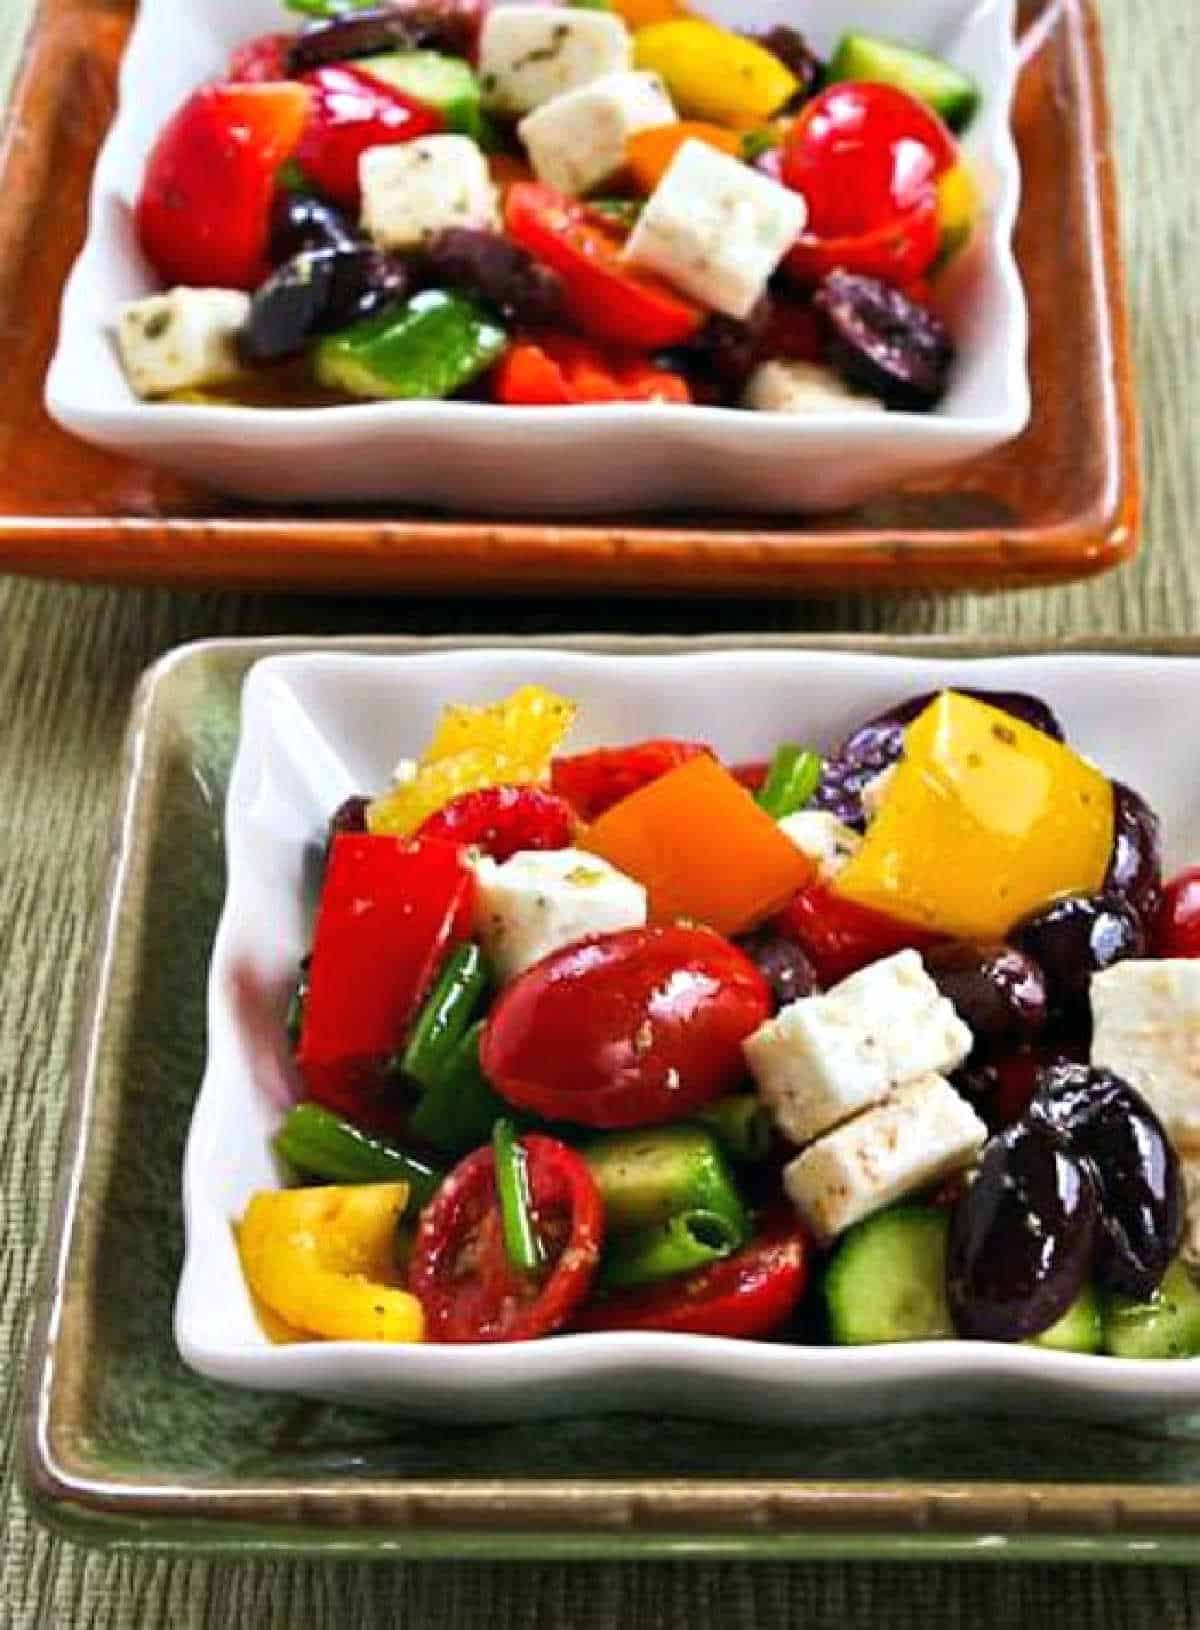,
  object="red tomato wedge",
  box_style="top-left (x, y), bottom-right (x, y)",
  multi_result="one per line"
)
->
top-left (1155, 867), bottom-right (1200, 958)
top-left (136, 82), bottom-right (310, 290)
top-left (493, 338), bottom-right (692, 406)
top-left (776, 881), bottom-right (942, 987)
top-left (551, 740), bottom-right (711, 821)
top-left (295, 65), bottom-right (443, 210)
top-left (505, 183), bottom-right (704, 350)
top-left (409, 1137), bottom-right (604, 1342)
top-left (415, 784), bottom-right (576, 862)
top-left (574, 1214), bottom-right (809, 1338)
